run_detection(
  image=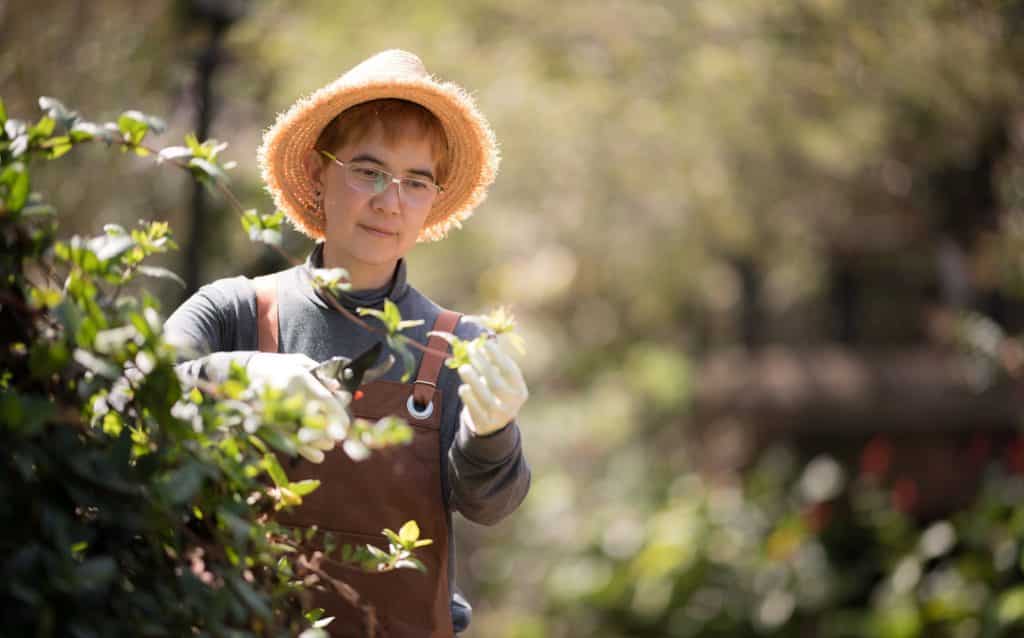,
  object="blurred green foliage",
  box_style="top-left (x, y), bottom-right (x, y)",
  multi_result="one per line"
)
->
top-left (518, 444), bottom-right (1024, 637)
top-left (4, 1), bottom-right (1024, 636)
